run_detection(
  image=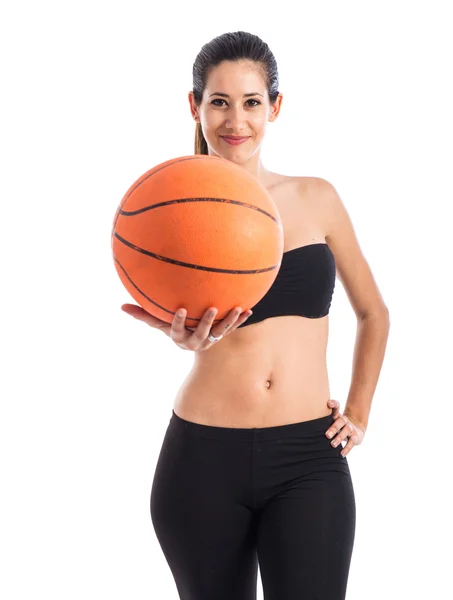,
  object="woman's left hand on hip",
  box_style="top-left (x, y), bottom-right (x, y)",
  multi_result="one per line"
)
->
top-left (325, 399), bottom-right (365, 457)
